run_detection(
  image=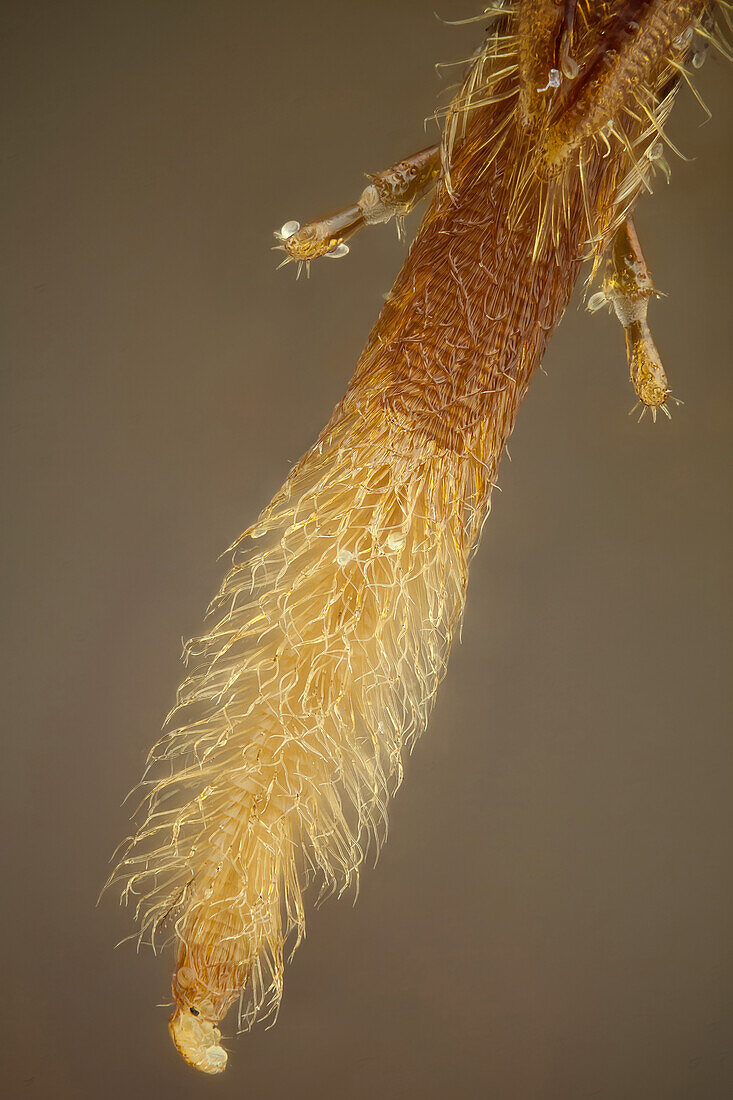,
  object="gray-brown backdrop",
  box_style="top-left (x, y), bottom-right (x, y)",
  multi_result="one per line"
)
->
top-left (3, 2), bottom-right (731, 1097)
